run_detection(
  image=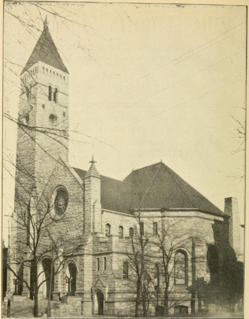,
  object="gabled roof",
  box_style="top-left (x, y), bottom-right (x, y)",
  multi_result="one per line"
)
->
top-left (21, 24), bottom-right (68, 75)
top-left (73, 162), bottom-right (224, 216)
top-left (124, 162), bottom-right (223, 216)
